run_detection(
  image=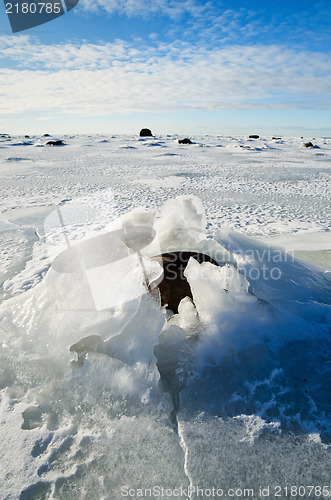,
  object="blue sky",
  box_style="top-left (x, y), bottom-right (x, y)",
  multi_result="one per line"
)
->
top-left (0, 0), bottom-right (330, 136)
